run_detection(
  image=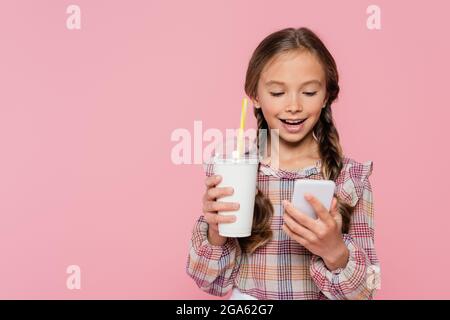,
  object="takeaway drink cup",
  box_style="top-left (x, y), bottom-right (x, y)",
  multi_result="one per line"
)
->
top-left (206, 97), bottom-right (261, 237)
top-left (213, 154), bottom-right (259, 237)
